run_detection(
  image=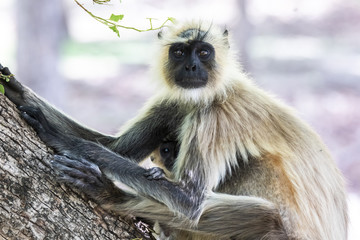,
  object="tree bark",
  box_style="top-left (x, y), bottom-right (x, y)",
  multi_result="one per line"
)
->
top-left (0, 94), bottom-right (148, 240)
